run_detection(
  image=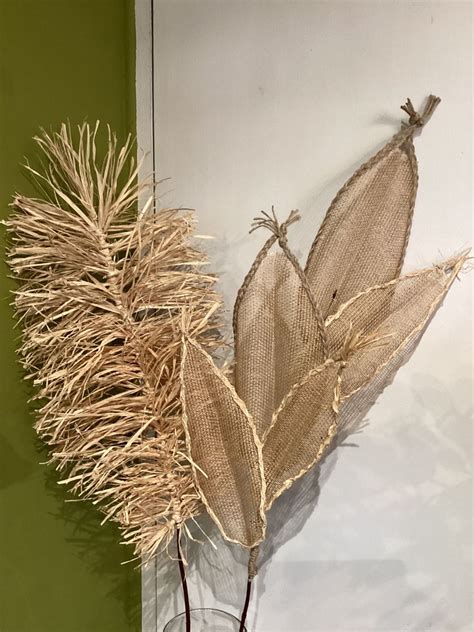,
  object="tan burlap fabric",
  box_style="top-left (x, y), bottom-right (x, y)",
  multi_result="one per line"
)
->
top-left (234, 251), bottom-right (327, 438)
top-left (326, 256), bottom-right (466, 399)
top-left (181, 96), bottom-right (468, 565)
top-left (263, 359), bottom-right (341, 508)
top-left (181, 337), bottom-right (266, 548)
top-left (305, 95), bottom-right (441, 319)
